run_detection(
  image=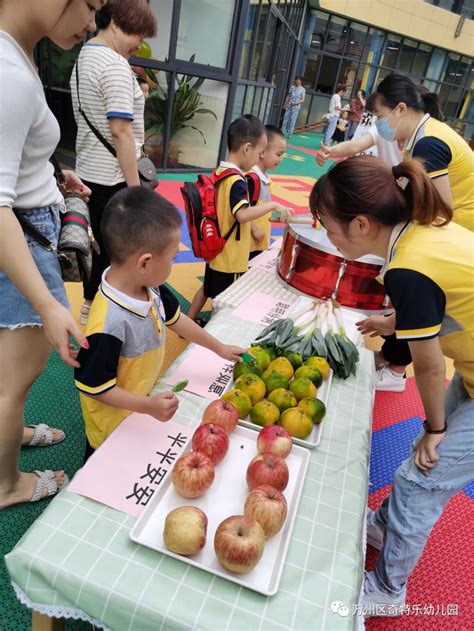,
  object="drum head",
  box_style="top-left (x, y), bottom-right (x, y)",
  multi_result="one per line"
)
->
top-left (287, 224), bottom-right (384, 265)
